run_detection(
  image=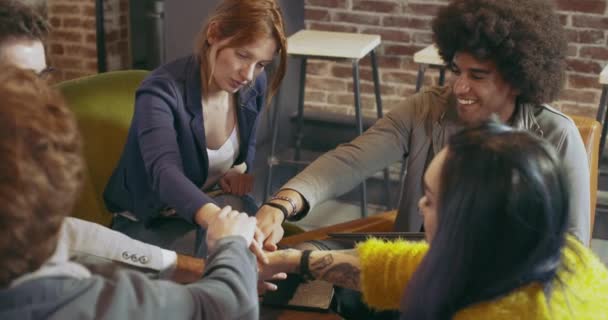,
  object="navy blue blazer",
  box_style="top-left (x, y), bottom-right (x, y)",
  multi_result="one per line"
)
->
top-left (103, 55), bottom-right (266, 224)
